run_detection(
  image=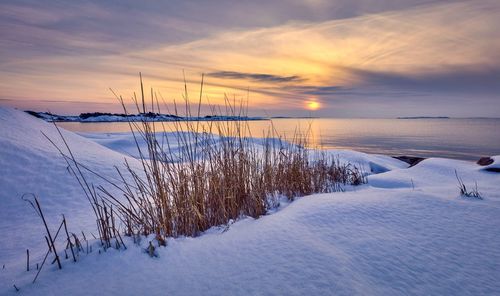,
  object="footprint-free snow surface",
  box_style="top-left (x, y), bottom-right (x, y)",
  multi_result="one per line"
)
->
top-left (1, 107), bottom-right (499, 295)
